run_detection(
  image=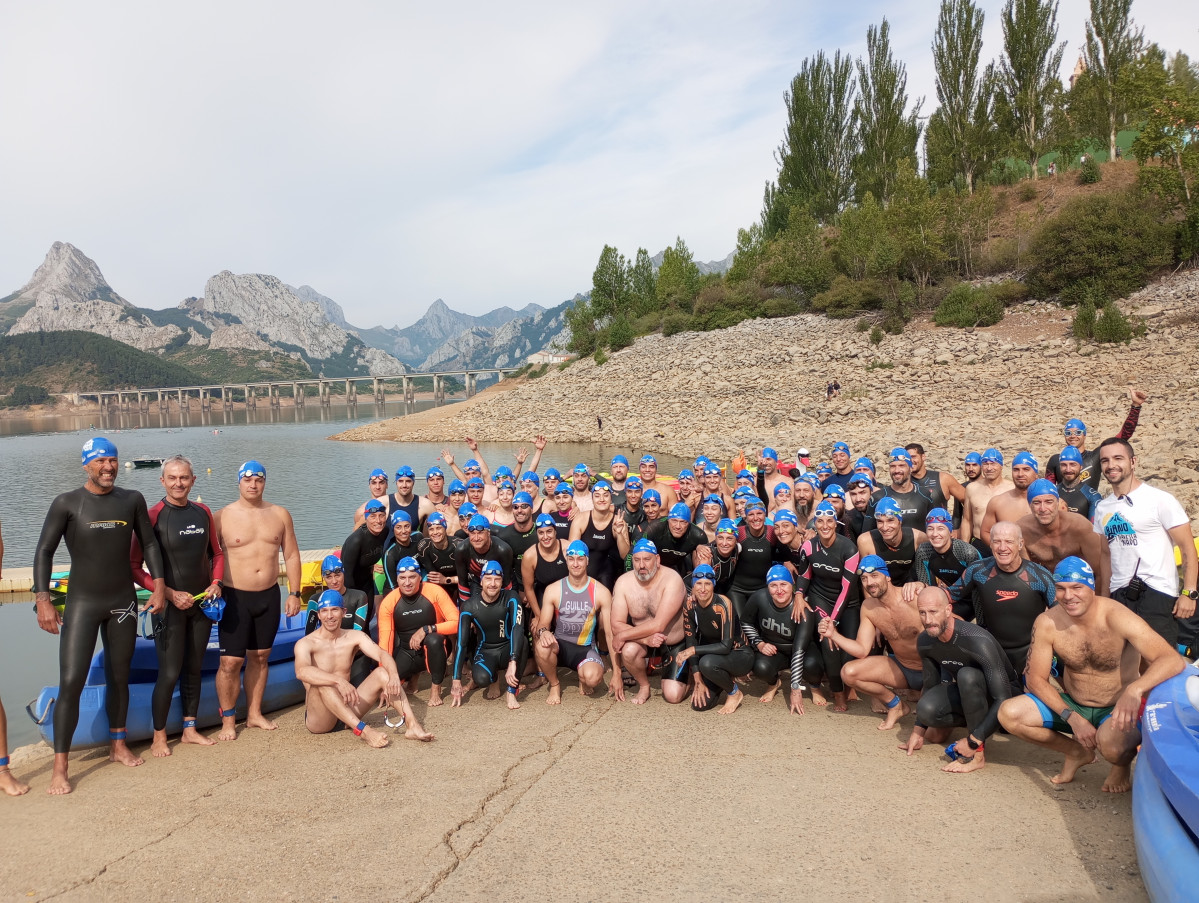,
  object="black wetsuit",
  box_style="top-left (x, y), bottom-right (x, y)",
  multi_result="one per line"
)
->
top-left (729, 524), bottom-right (775, 616)
top-left (530, 542), bottom-right (569, 606)
top-left (913, 470), bottom-right (948, 510)
top-left (494, 522), bottom-right (538, 589)
top-left (454, 536), bottom-right (515, 604)
top-left (647, 519), bottom-right (706, 582)
top-left (550, 509), bottom-right (573, 540)
top-left (915, 620), bottom-right (1020, 742)
top-left (869, 526), bottom-right (919, 587)
top-left (618, 502), bottom-right (647, 532)
top-left (949, 558), bottom-right (1056, 675)
top-left (415, 536), bottom-right (460, 585)
top-left (1057, 481), bottom-right (1103, 520)
top-left (578, 513), bottom-right (623, 590)
top-left (771, 537), bottom-right (806, 571)
top-left (707, 543), bottom-right (739, 596)
top-left (845, 507), bottom-right (873, 541)
top-left (792, 535), bottom-right (860, 693)
top-left (34, 485), bottom-right (163, 753)
top-left (453, 589), bottom-right (528, 688)
top-left (136, 499), bottom-right (223, 731)
top-left (1046, 406), bottom-right (1140, 490)
top-left (381, 534), bottom-right (424, 592)
top-left (913, 539), bottom-right (981, 621)
top-left (879, 485), bottom-right (934, 531)
top-left (387, 589), bottom-right (452, 684)
top-left (340, 523), bottom-right (388, 615)
top-left (741, 587), bottom-right (801, 685)
top-left (680, 594), bottom-right (753, 708)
